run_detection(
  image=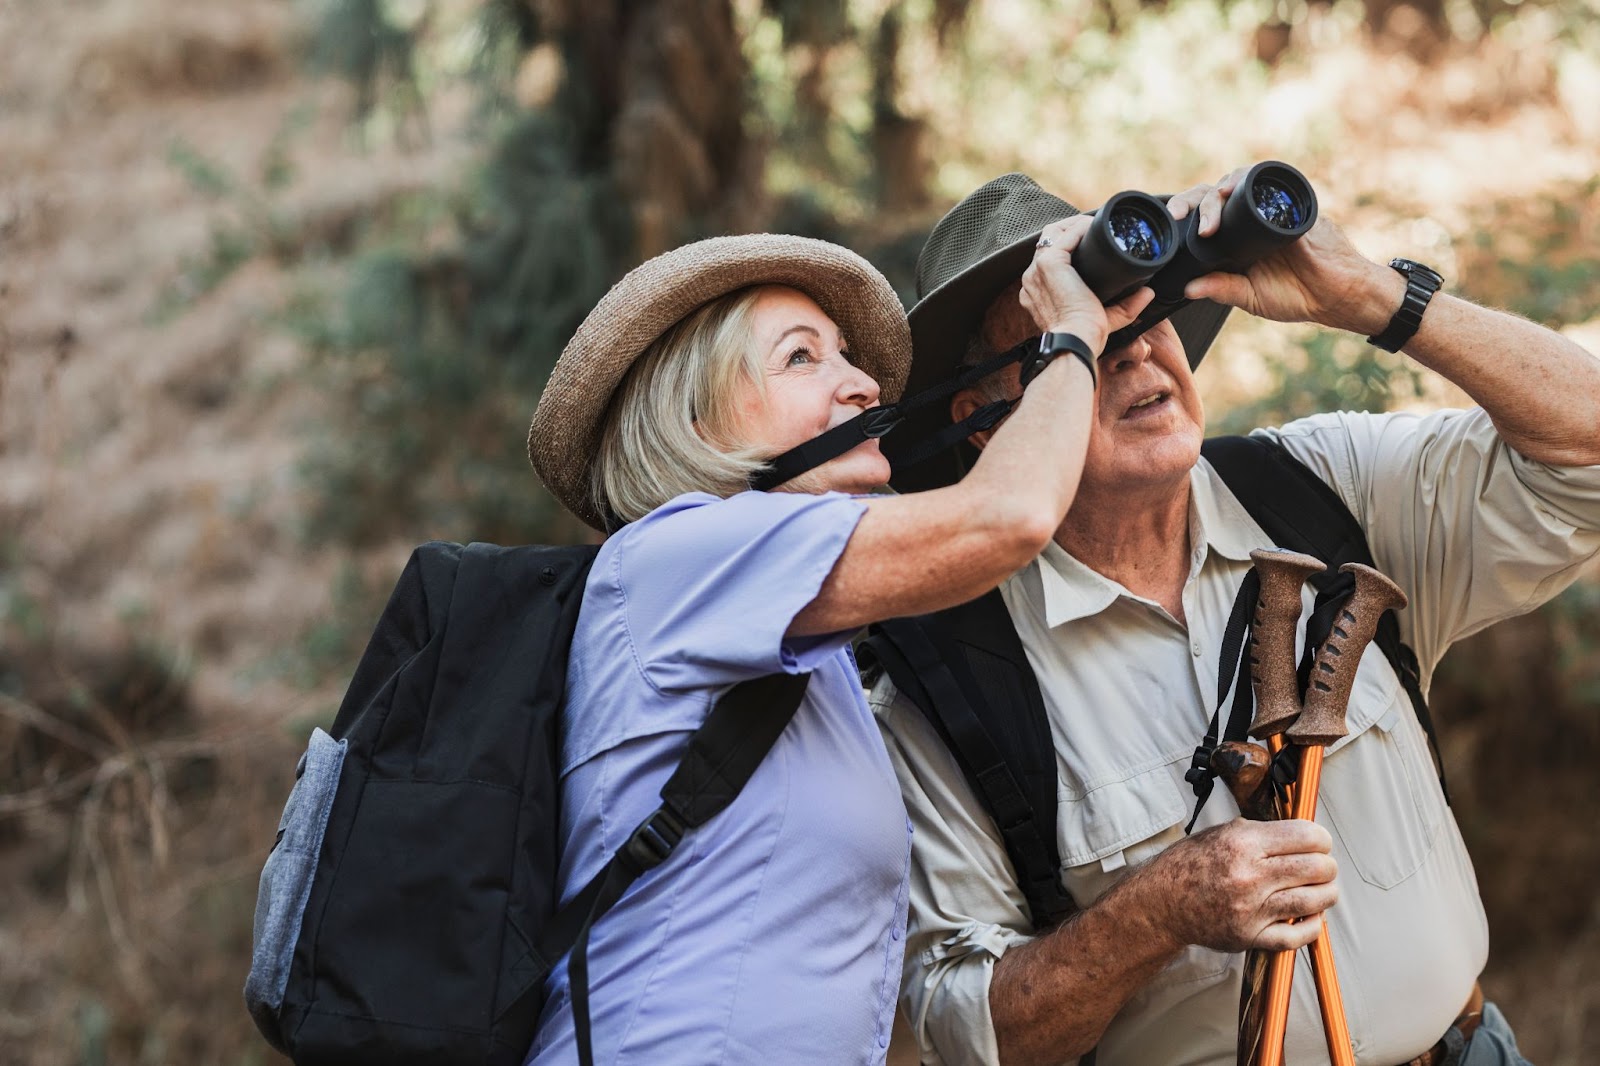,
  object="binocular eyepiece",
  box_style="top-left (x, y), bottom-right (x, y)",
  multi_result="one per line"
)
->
top-left (1068, 160), bottom-right (1318, 350)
